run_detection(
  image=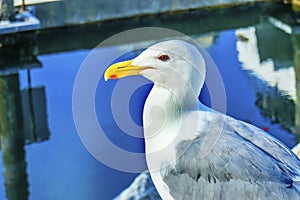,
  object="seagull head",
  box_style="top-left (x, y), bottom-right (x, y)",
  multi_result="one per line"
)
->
top-left (104, 40), bottom-right (206, 94)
